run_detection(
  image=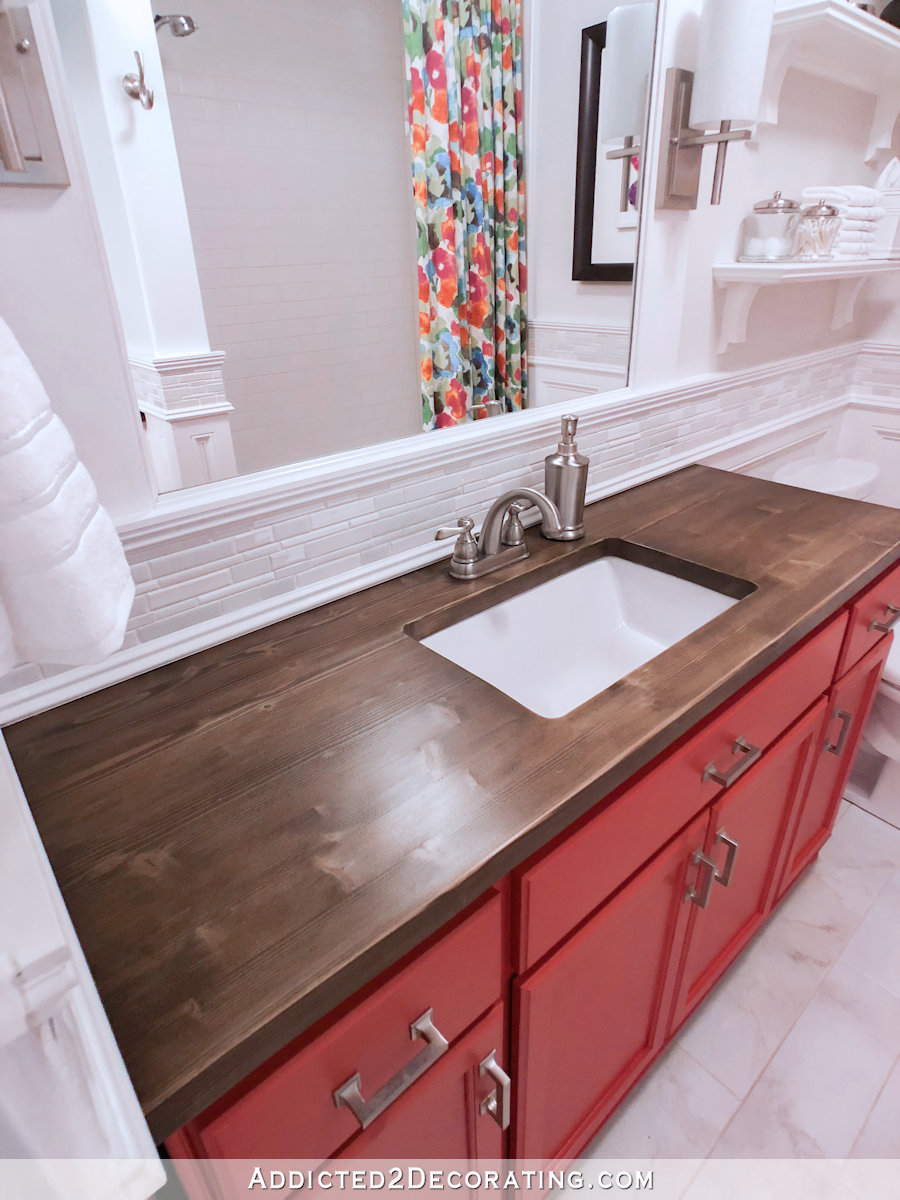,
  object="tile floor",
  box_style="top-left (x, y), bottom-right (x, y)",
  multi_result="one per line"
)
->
top-left (579, 799), bottom-right (900, 1195)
